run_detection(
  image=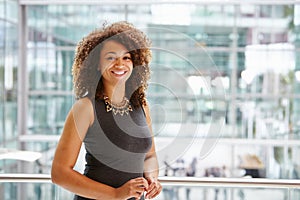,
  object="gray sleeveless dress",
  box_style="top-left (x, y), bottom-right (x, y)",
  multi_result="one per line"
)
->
top-left (74, 99), bottom-right (152, 200)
